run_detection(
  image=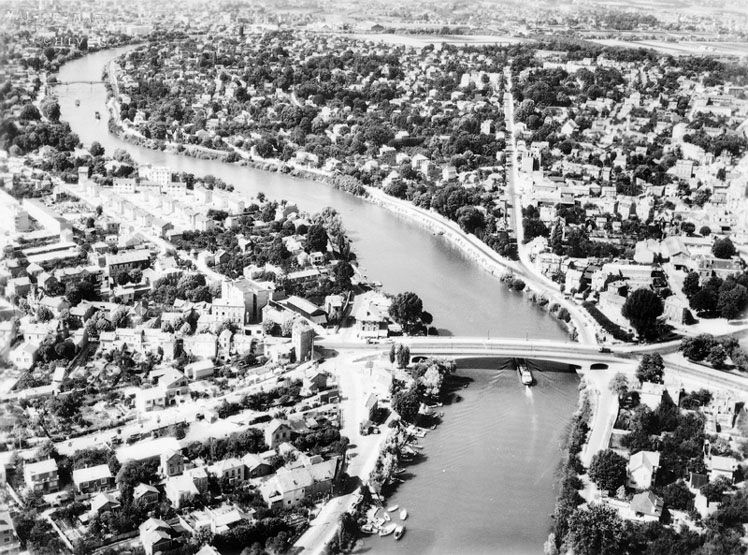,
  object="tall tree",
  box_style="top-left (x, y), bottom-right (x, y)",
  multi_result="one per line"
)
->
top-left (389, 291), bottom-right (425, 334)
top-left (622, 288), bottom-right (663, 341)
top-left (588, 449), bottom-right (628, 494)
top-left (305, 224), bottom-right (328, 253)
top-left (636, 353), bottom-right (664, 384)
top-left (566, 504), bottom-right (627, 555)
